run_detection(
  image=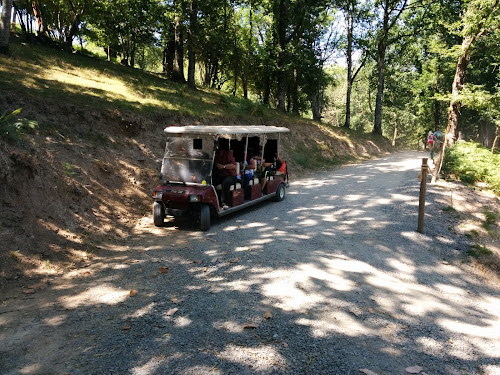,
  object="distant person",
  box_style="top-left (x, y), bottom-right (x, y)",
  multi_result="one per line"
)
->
top-left (430, 131), bottom-right (444, 160)
top-left (427, 131), bottom-right (434, 150)
top-left (213, 141), bottom-right (237, 209)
